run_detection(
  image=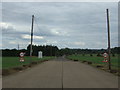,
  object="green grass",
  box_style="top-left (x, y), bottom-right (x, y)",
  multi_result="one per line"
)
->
top-left (67, 54), bottom-right (119, 68)
top-left (2, 56), bottom-right (55, 69)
